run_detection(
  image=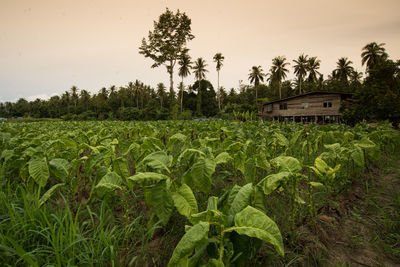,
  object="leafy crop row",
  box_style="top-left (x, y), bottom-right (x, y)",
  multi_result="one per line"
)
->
top-left (0, 120), bottom-right (399, 266)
